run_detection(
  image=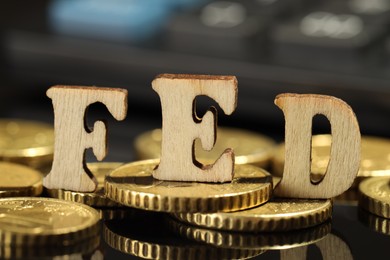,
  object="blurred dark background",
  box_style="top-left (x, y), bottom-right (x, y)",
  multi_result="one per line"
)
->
top-left (0, 0), bottom-right (389, 162)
